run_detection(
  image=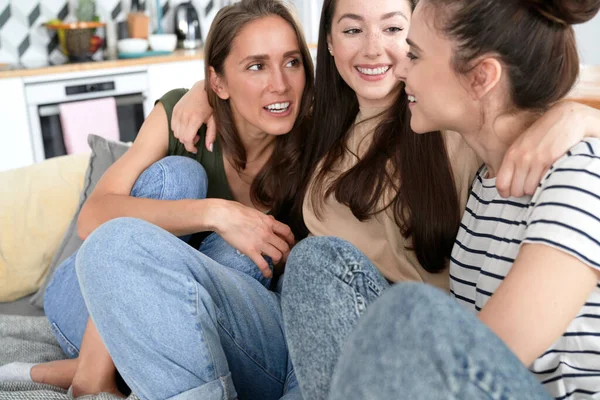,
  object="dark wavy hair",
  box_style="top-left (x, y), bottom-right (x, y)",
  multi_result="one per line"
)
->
top-left (424, 0), bottom-right (600, 110)
top-left (204, 0), bottom-right (314, 237)
top-left (300, 0), bottom-right (460, 273)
